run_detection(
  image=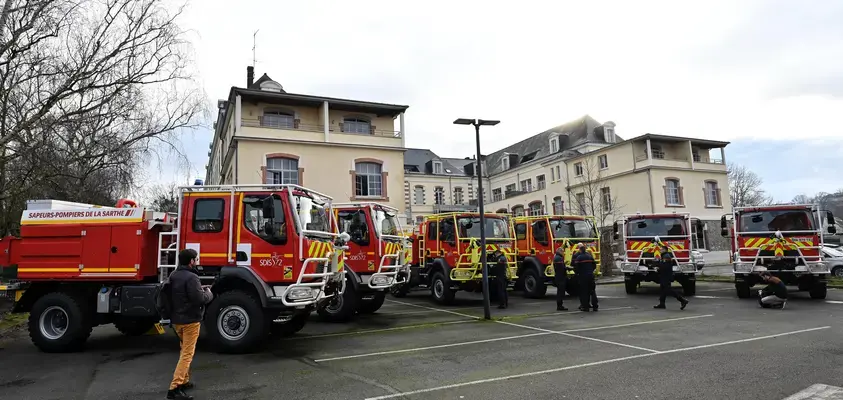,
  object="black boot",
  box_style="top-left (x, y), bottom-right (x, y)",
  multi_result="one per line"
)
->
top-left (654, 304), bottom-right (666, 309)
top-left (557, 305), bottom-right (568, 311)
top-left (680, 299), bottom-right (688, 310)
top-left (180, 381), bottom-right (194, 390)
top-left (167, 387), bottom-right (193, 400)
